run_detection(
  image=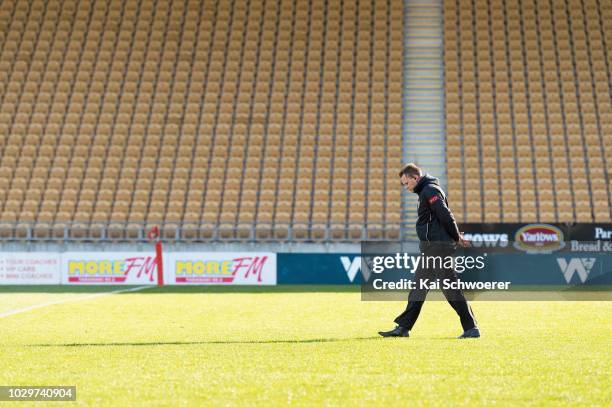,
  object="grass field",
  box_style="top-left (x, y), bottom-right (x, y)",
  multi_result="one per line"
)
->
top-left (0, 286), bottom-right (610, 406)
